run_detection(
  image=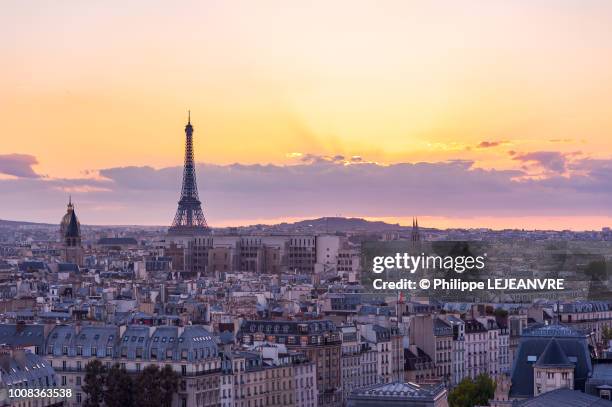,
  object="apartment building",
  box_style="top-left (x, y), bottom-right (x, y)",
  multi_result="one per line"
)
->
top-left (360, 324), bottom-right (403, 383)
top-left (463, 319), bottom-right (488, 380)
top-left (46, 324), bottom-right (221, 407)
top-left (238, 320), bottom-right (342, 407)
